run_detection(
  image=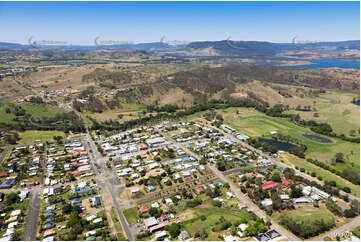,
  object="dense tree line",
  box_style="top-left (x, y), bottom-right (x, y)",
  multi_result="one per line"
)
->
top-left (306, 158), bottom-right (359, 185)
top-left (279, 216), bottom-right (335, 239)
